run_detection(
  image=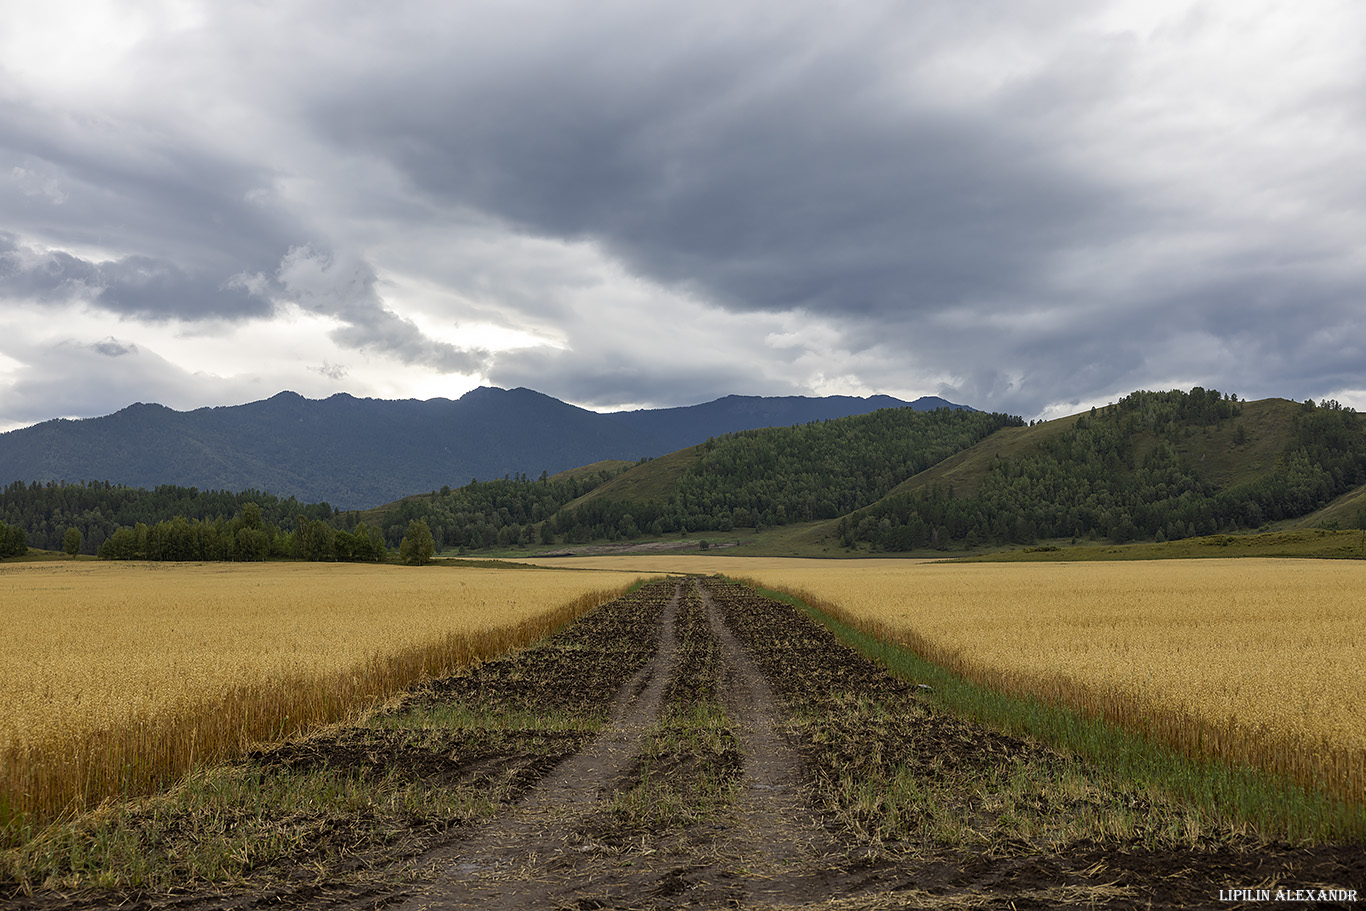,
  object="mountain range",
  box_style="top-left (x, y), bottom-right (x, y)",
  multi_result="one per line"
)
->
top-left (0, 388), bottom-right (968, 509)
